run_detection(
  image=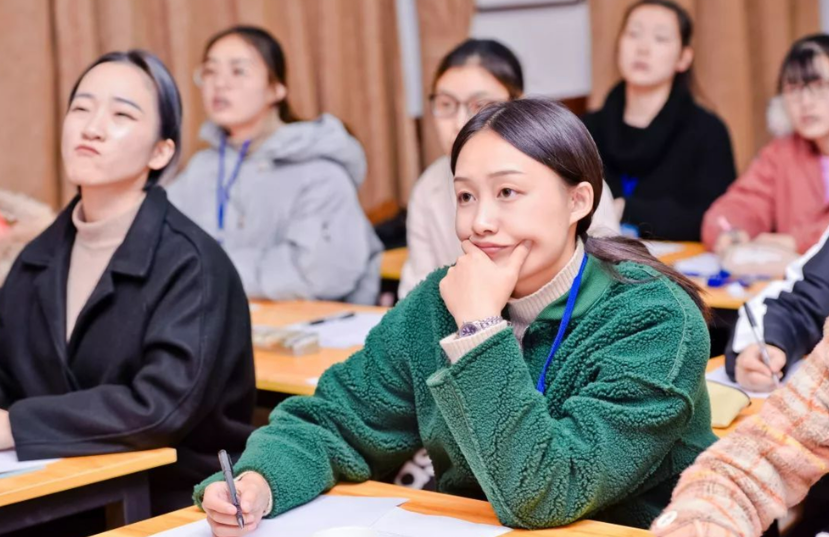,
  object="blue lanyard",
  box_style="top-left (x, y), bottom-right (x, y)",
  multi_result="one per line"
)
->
top-left (216, 137), bottom-right (251, 232)
top-left (620, 174), bottom-right (639, 199)
top-left (535, 254), bottom-right (589, 394)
